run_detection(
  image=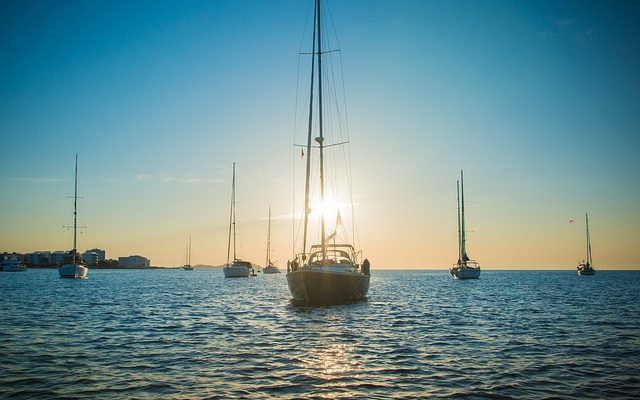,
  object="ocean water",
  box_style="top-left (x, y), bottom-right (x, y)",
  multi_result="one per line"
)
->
top-left (1, 269), bottom-right (638, 399)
